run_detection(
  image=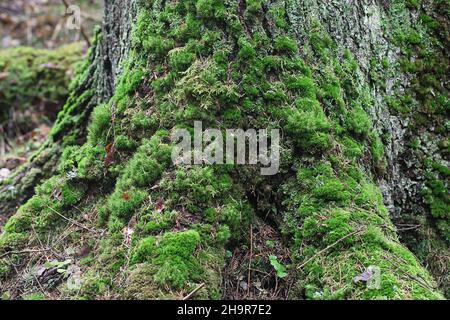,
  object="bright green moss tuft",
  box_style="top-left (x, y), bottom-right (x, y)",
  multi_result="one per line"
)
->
top-left (345, 105), bottom-right (372, 137)
top-left (161, 167), bottom-right (233, 213)
top-left (0, 43), bottom-right (83, 136)
top-left (196, 0), bottom-right (226, 19)
top-left (140, 210), bottom-right (178, 234)
top-left (0, 232), bottom-right (29, 252)
top-left (115, 135), bottom-right (136, 151)
top-left (342, 137), bottom-right (364, 160)
top-left (132, 230), bottom-right (200, 289)
top-left (285, 103), bottom-right (331, 152)
top-left (286, 76), bottom-right (316, 99)
top-left (121, 154), bottom-right (163, 188)
top-left (370, 133), bottom-right (385, 163)
top-left (61, 183), bottom-right (86, 206)
top-left (108, 187), bottom-right (148, 222)
top-left (313, 178), bottom-right (350, 204)
top-left (131, 236), bottom-right (157, 264)
top-left (88, 103), bottom-right (111, 144)
top-left (274, 36), bottom-right (298, 54)
top-left (131, 111), bottom-right (154, 130)
top-left (169, 48), bottom-right (195, 73)
top-left (153, 230), bottom-right (202, 288)
top-left (60, 145), bottom-right (105, 181)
